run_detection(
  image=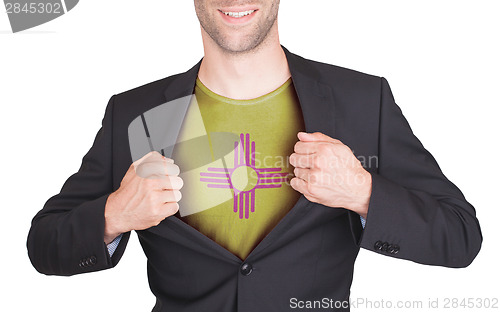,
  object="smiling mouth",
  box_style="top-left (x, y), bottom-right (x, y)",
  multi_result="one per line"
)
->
top-left (219, 9), bottom-right (257, 18)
